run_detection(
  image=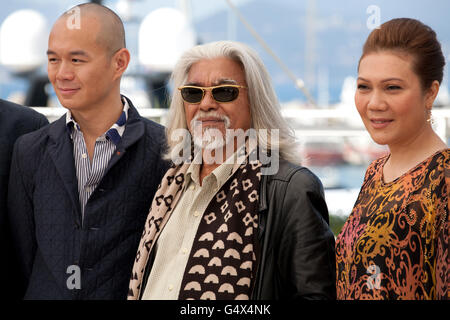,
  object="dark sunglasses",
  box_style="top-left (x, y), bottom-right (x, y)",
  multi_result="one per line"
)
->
top-left (178, 84), bottom-right (247, 104)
